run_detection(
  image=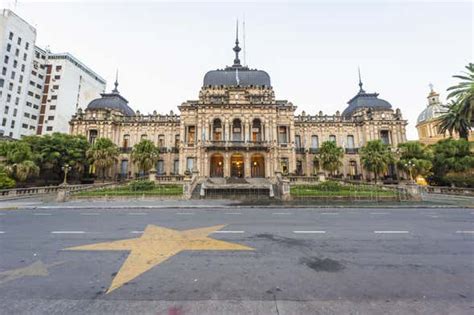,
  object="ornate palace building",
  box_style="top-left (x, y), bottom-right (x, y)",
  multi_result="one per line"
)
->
top-left (69, 32), bottom-right (408, 182)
